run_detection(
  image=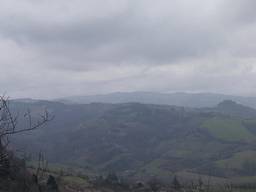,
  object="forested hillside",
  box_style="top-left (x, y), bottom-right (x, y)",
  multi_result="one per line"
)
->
top-left (8, 99), bottom-right (256, 184)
